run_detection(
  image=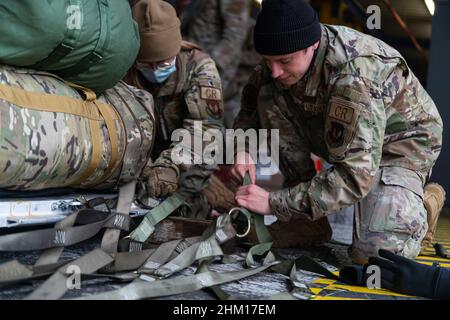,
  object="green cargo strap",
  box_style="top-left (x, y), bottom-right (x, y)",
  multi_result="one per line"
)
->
top-left (25, 182), bottom-right (136, 300)
top-left (101, 181), bottom-right (135, 254)
top-left (128, 192), bottom-right (186, 243)
top-left (153, 234), bottom-right (224, 279)
top-left (230, 173), bottom-right (273, 267)
top-left (33, 207), bottom-right (81, 267)
top-left (76, 258), bottom-right (280, 300)
top-left (0, 259), bottom-right (77, 286)
top-left (243, 173), bottom-right (272, 243)
top-left (99, 249), bottom-right (156, 274)
top-left (148, 214), bottom-right (237, 279)
top-left (0, 260), bottom-right (33, 284)
top-left (197, 258), bottom-right (243, 300)
top-left (29, 0), bottom-right (82, 69)
top-left (138, 239), bottom-right (185, 274)
top-left (56, 0), bottom-right (111, 78)
top-left (25, 249), bottom-right (114, 300)
top-left (0, 211), bottom-right (129, 251)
